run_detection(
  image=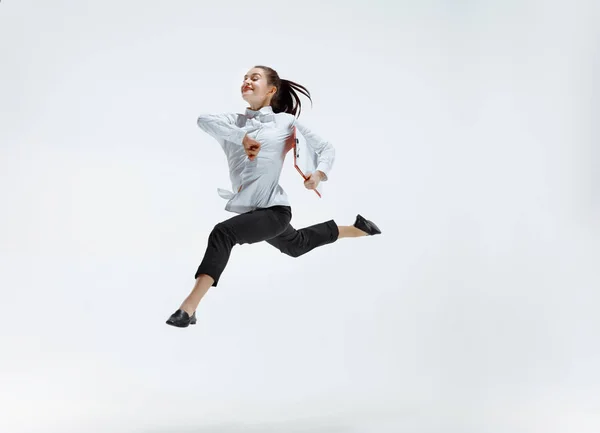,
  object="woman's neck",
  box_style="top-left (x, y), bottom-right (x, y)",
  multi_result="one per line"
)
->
top-left (249, 100), bottom-right (271, 111)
